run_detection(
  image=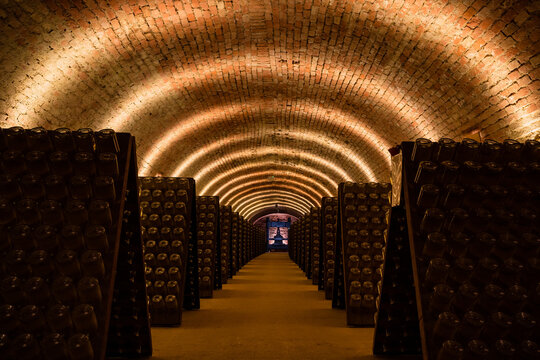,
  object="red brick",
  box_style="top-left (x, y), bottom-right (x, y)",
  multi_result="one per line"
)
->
top-left (0, 0), bottom-right (537, 214)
